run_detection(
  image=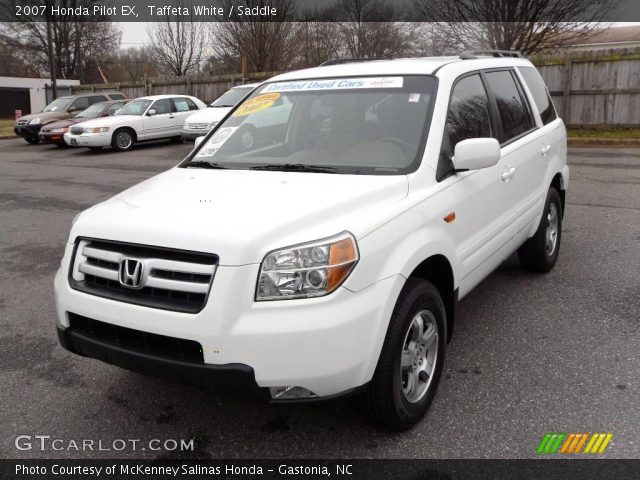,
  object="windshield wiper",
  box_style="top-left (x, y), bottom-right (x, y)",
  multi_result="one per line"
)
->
top-left (249, 163), bottom-right (338, 173)
top-left (183, 161), bottom-right (228, 169)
